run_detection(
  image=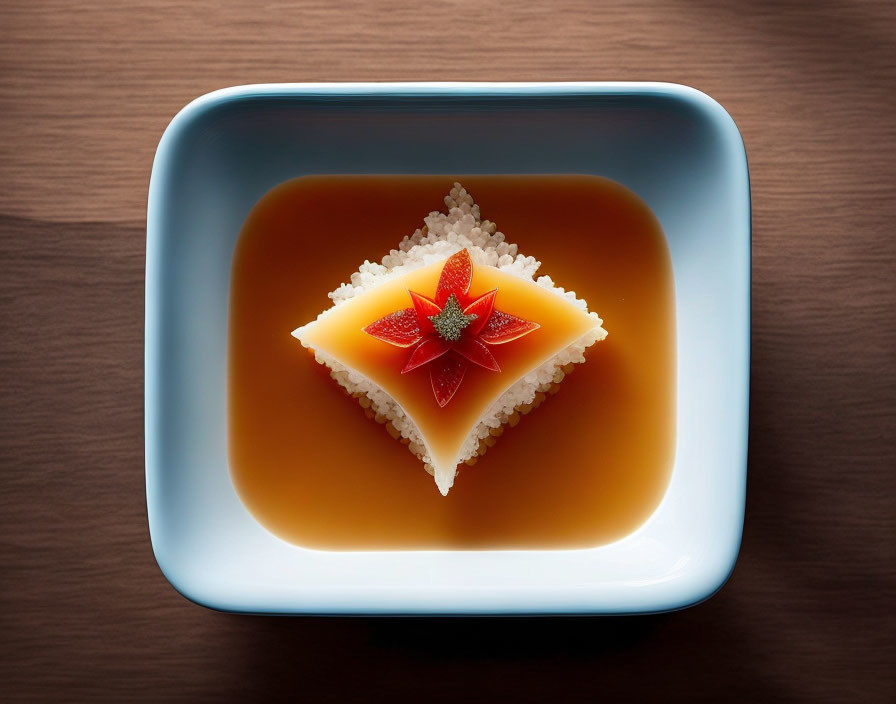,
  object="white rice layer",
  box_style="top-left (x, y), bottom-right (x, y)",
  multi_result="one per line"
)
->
top-left (293, 183), bottom-right (607, 495)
